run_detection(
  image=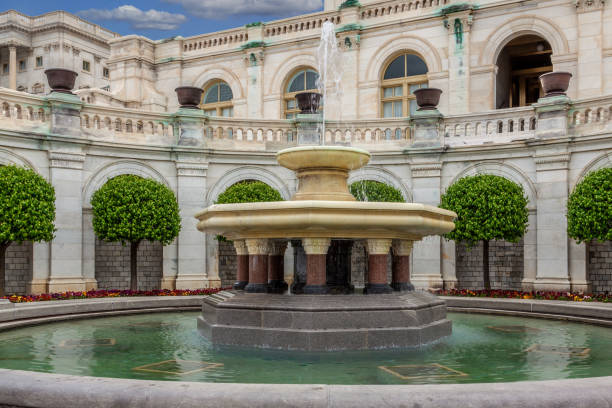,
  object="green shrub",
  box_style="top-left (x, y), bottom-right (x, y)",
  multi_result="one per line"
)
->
top-left (91, 175), bottom-right (181, 291)
top-left (0, 165), bottom-right (56, 296)
top-left (568, 167), bottom-right (612, 243)
top-left (216, 180), bottom-right (282, 204)
top-left (349, 180), bottom-right (404, 202)
top-left (440, 174), bottom-right (528, 289)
